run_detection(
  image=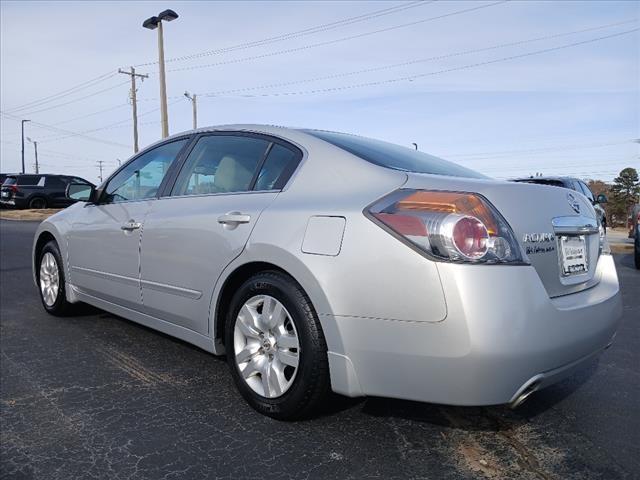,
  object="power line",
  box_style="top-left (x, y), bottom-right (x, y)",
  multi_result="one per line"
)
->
top-left (3, 70), bottom-right (117, 113)
top-left (36, 99), bottom-right (181, 144)
top-left (165, 1), bottom-right (509, 74)
top-left (15, 80), bottom-right (130, 117)
top-left (136, 1), bottom-right (432, 67)
top-left (52, 103), bottom-right (130, 126)
top-left (447, 140), bottom-right (635, 160)
top-left (198, 19), bottom-right (636, 98)
top-left (1, 111), bottom-right (131, 149)
top-left (207, 27), bottom-right (637, 98)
